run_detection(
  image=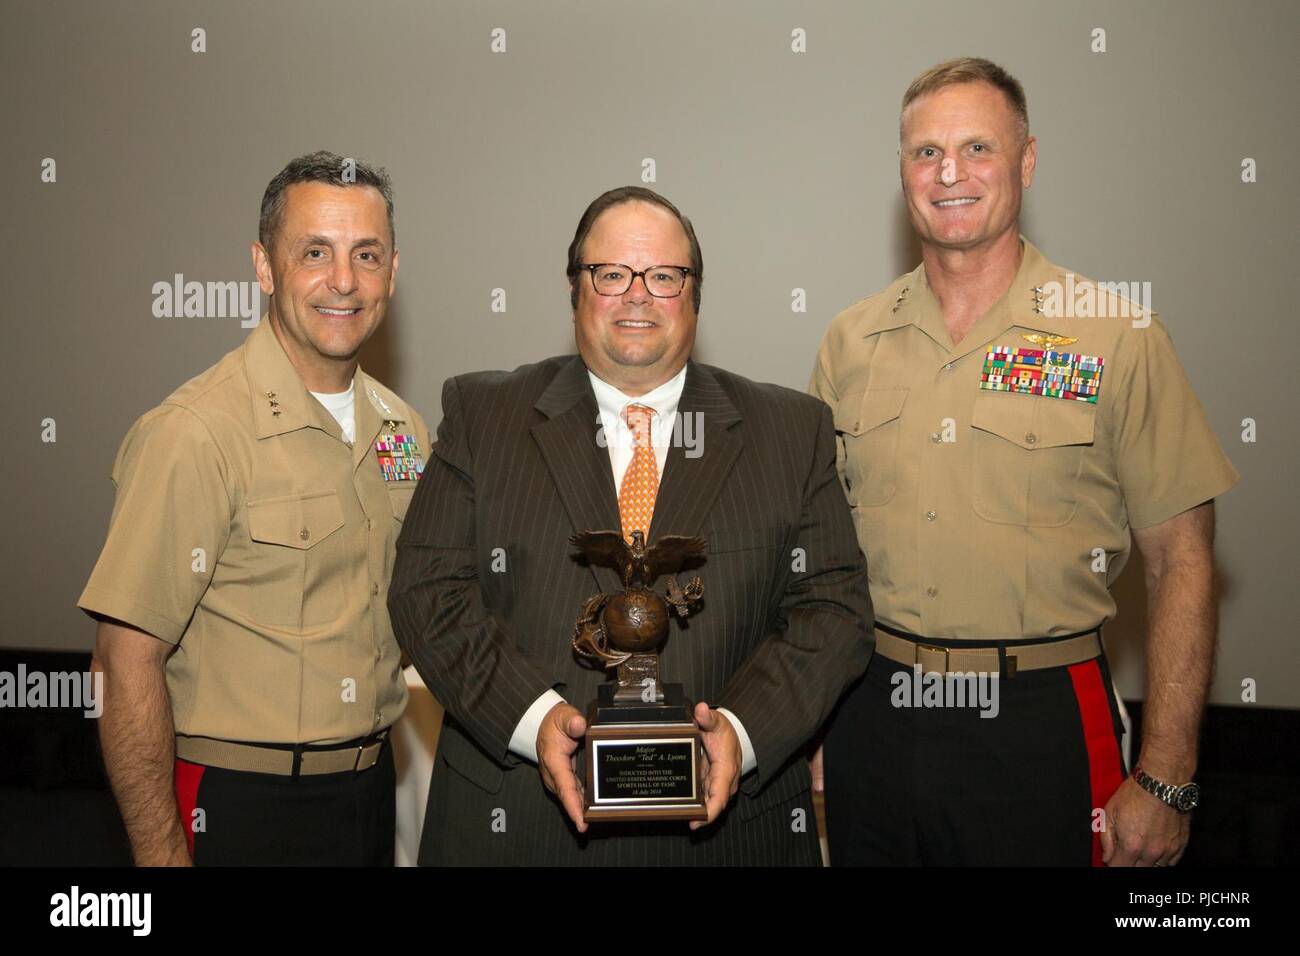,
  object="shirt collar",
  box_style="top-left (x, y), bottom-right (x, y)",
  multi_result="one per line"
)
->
top-left (587, 364), bottom-right (687, 430)
top-left (892, 236), bottom-right (1080, 359)
top-left (243, 314), bottom-right (353, 441)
